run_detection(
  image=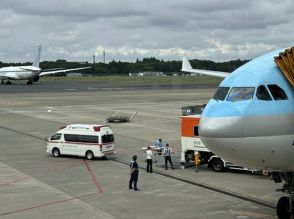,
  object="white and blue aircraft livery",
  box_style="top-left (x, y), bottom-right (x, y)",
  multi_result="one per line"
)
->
top-left (0, 45), bottom-right (90, 85)
top-left (182, 47), bottom-right (294, 218)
